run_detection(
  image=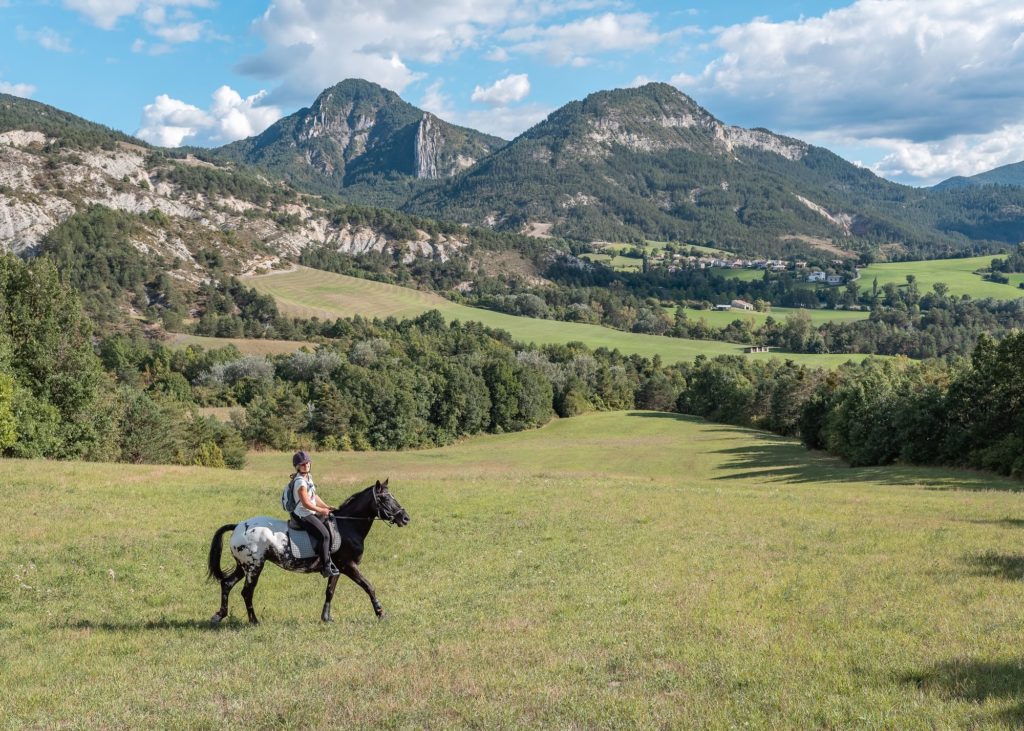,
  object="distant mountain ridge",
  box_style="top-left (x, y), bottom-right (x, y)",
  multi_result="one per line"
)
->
top-left (3, 82), bottom-right (1024, 262)
top-left (933, 160), bottom-right (1024, 190)
top-left (212, 79), bottom-right (506, 206)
